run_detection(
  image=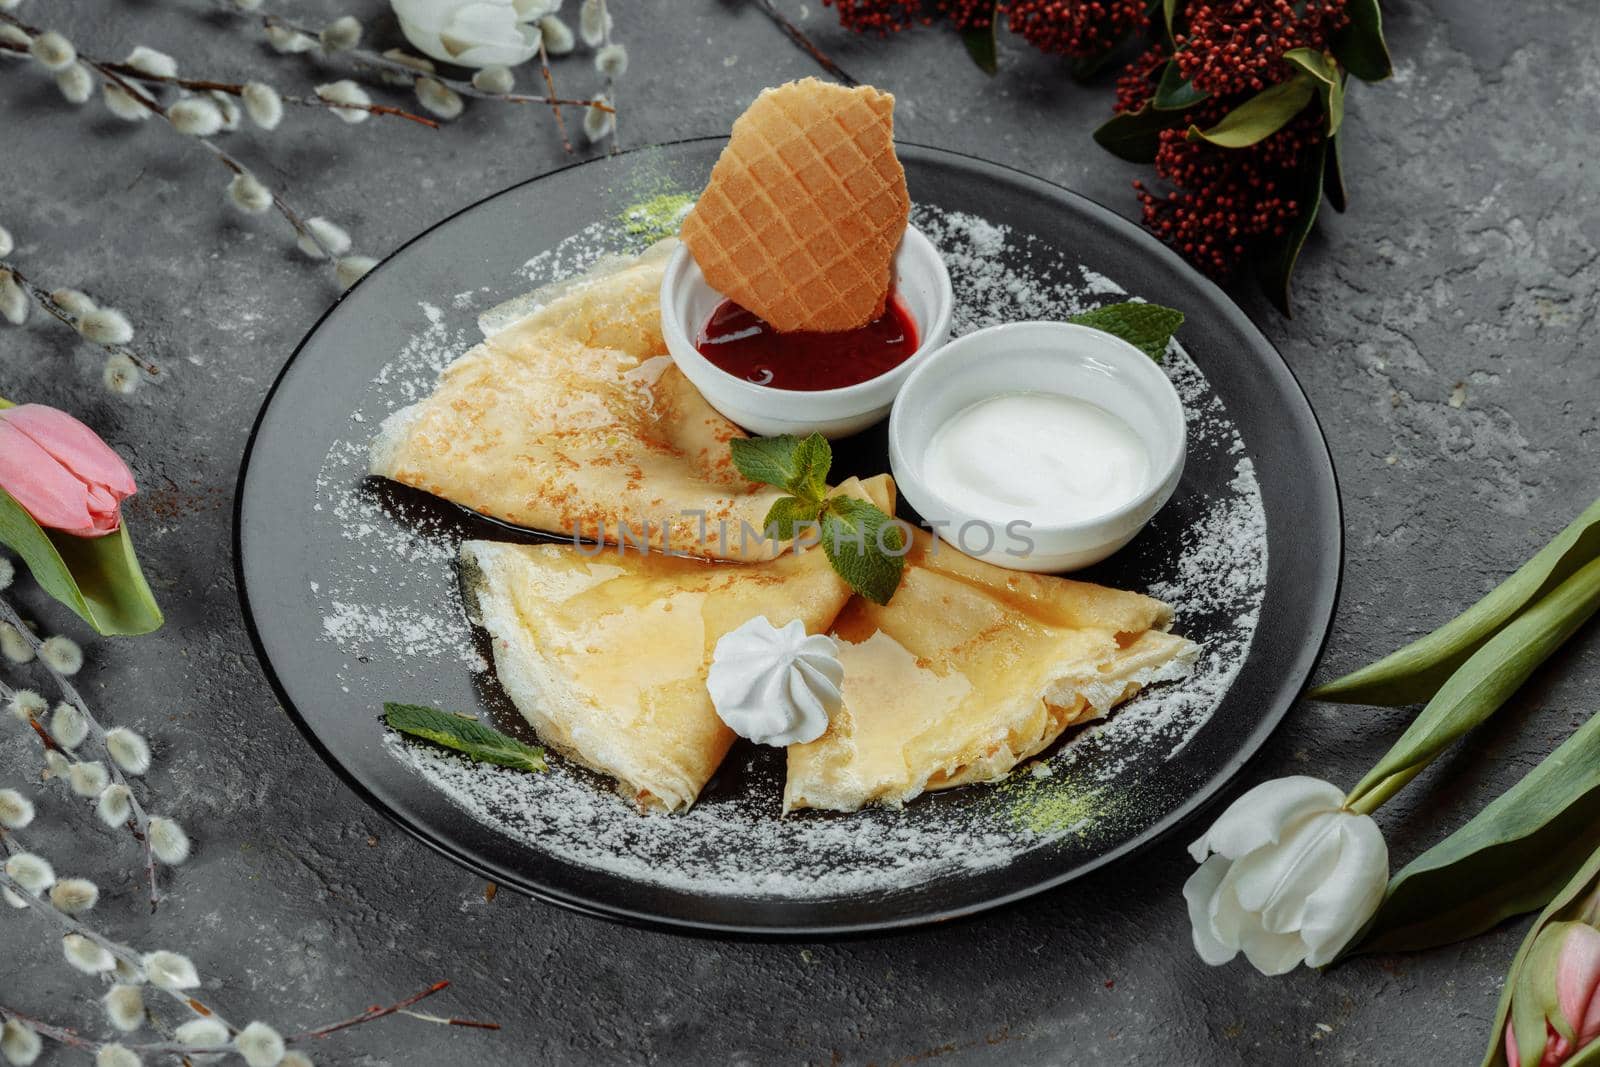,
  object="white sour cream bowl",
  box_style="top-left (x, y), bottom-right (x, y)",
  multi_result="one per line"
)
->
top-left (660, 225), bottom-right (953, 439)
top-left (887, 321), bottom-right (1187, 572)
